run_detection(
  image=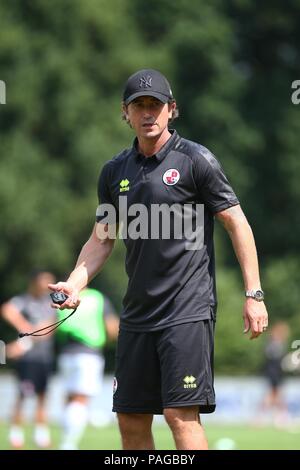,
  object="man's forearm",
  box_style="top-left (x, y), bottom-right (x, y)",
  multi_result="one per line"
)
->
top-left (228, 221), bottom-right (261, 290)
top-left (67, 236), bottom-right (114, 292)
top-left (217, 206), bottom-right (261, 290)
